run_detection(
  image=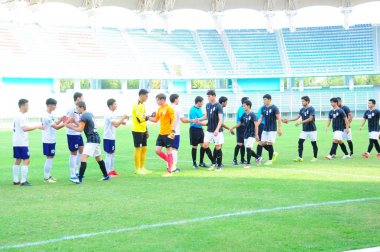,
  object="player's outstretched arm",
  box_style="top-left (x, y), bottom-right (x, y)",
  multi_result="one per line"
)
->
top-left (22, 124), bottom-right (45, 132)
top-left (296, 115), bottom-right (313, 127)
top-left (325, 119), bottom-right (331, 132)
top-left (112, 115), bottom-right (128, 128)
top-left (276, 113), bottom-right (282, 136)
top-left (359, 118), bottom-right (367, 130)
top-left (283, 115), bottom-right (301, 124)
